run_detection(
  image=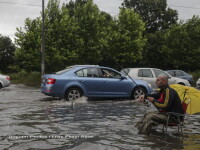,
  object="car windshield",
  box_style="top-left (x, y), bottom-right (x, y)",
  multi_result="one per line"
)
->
top-left (121, 69), bottom-right (130, 76)
top-left (153, 69), bottom-right (169, 77)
